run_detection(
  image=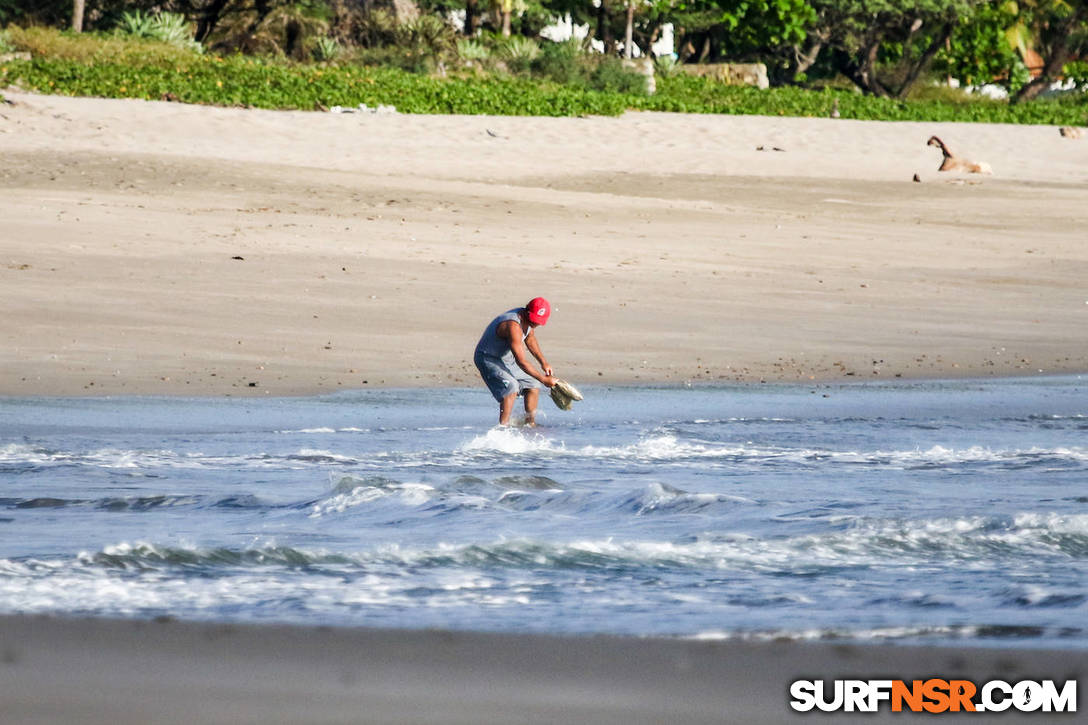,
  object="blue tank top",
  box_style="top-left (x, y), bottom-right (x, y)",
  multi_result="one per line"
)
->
top-left (474, 309), bottom-right (527, 363)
